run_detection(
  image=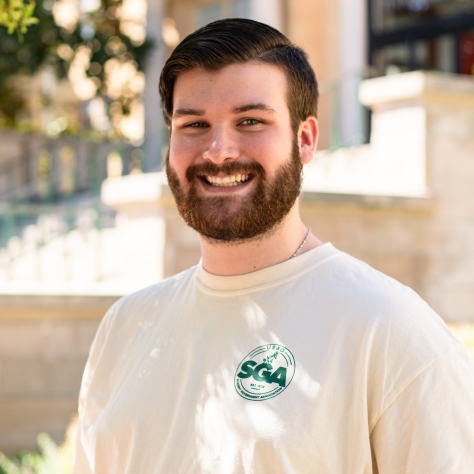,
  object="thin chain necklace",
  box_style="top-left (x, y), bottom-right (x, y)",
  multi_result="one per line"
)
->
top-left (290, 228), bottom-right (311, 259)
